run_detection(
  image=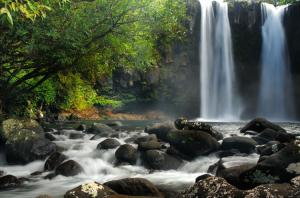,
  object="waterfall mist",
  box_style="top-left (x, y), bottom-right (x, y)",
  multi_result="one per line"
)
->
top-left (199, 0), bottom-right (240, 121)
top-left (258, 3), bottom-right (295, 120)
